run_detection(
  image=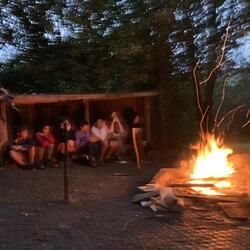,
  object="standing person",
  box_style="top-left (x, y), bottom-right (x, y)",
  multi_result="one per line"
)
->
top-left (75, 121), bottom-right (99, 167)
top-left (9, 126), bottom-right (36, 169)
top-left (36, 124), bottom-right (55, 168)
top-left (91, 118), bottom-right (119, 163)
